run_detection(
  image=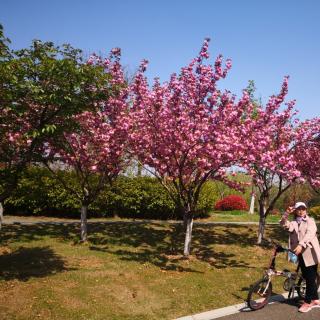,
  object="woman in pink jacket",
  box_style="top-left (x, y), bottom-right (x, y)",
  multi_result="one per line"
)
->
top-left (280, 201), bottom-right (320, 312)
